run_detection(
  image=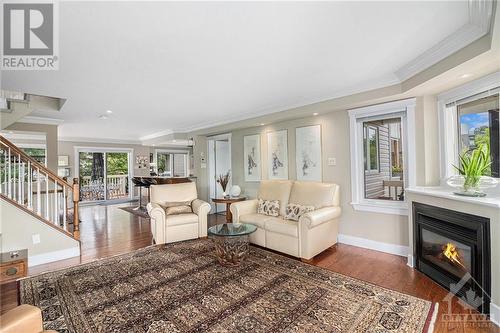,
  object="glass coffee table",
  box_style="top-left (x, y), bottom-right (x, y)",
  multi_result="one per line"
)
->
top-left (208, 223), bottom-right (257, 267)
